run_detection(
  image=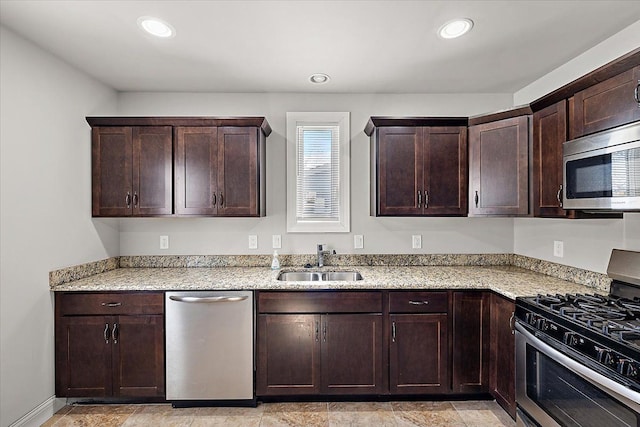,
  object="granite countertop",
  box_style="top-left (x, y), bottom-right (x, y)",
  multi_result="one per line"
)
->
top-left (50, 264), bottom-right (608, 300)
